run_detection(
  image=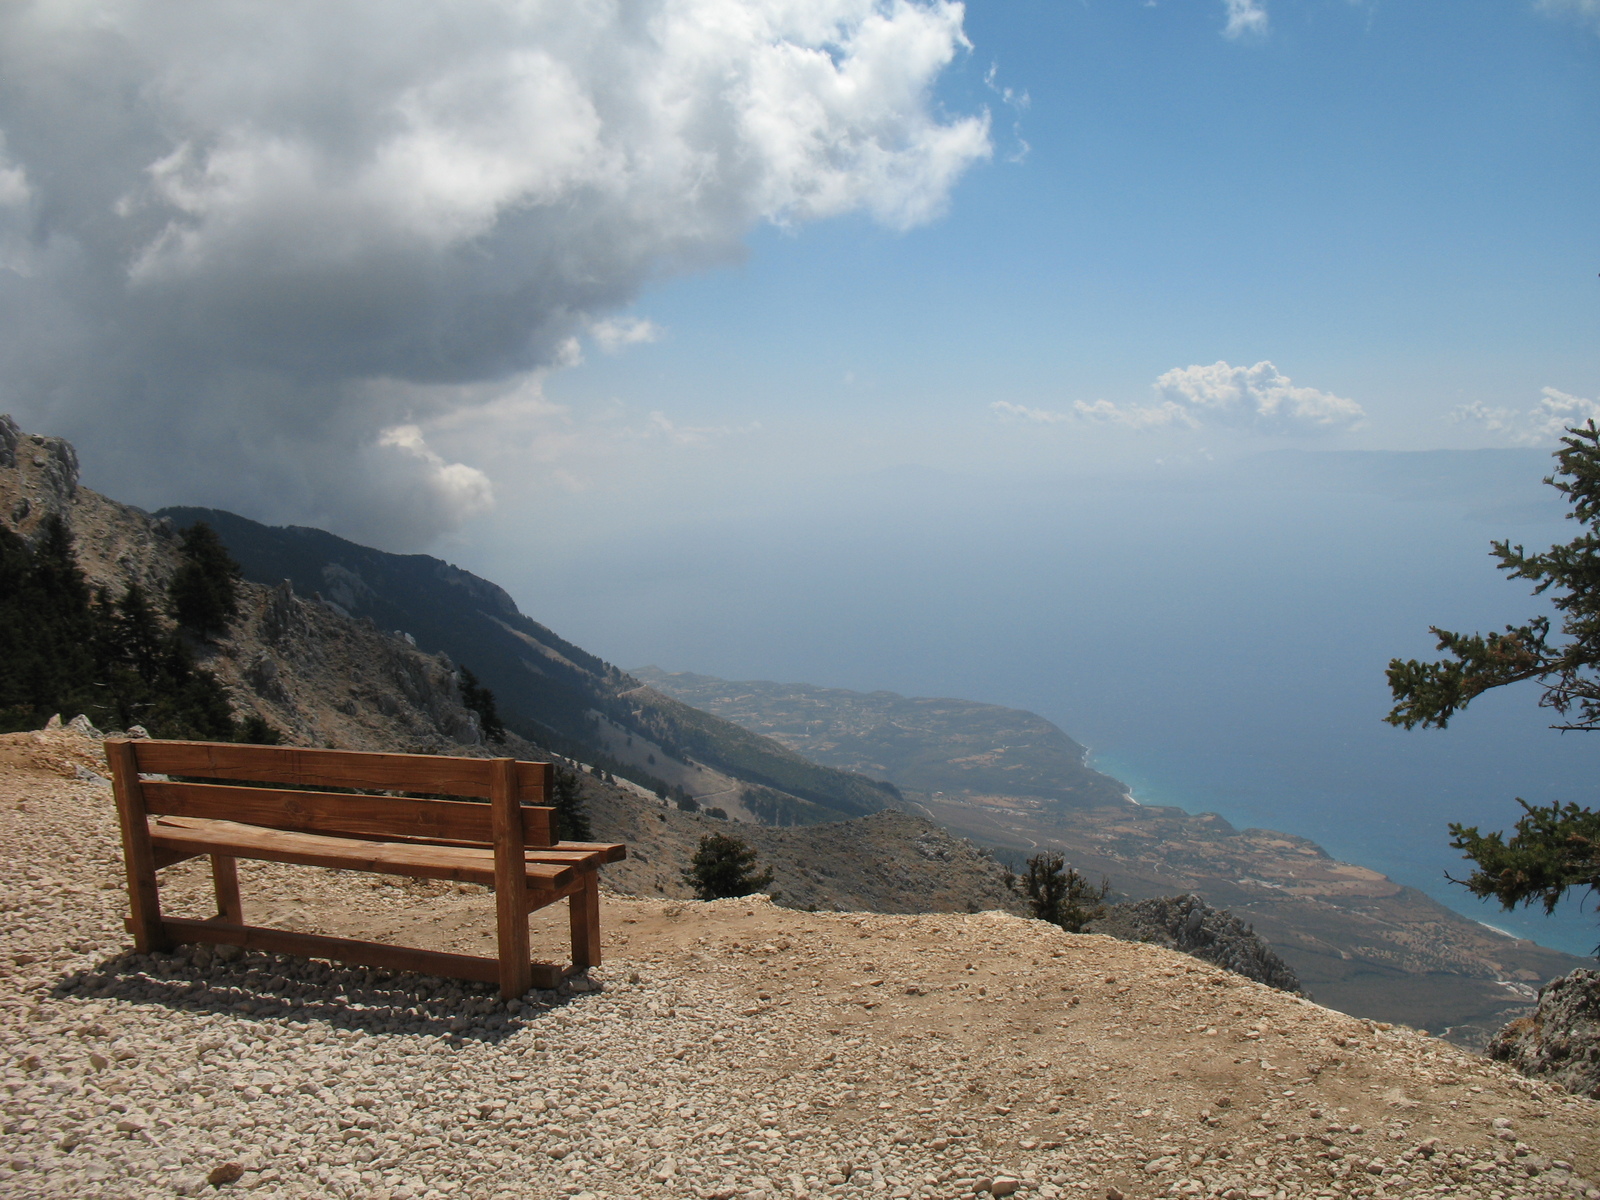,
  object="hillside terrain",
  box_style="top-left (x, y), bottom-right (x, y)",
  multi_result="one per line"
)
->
top-left (159, 506), bottom-right (898, 826)
top-left (1, 419), bottom-right (507, 757)
top-left (637, 670), bottom-right (1597, 1043)
top-left (4, 727), bottom-right (1598, 1200)
top-left (0, 417), bottom-right (1023, 922)
top-left (5, 414), bottom-right (1591, 1045)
